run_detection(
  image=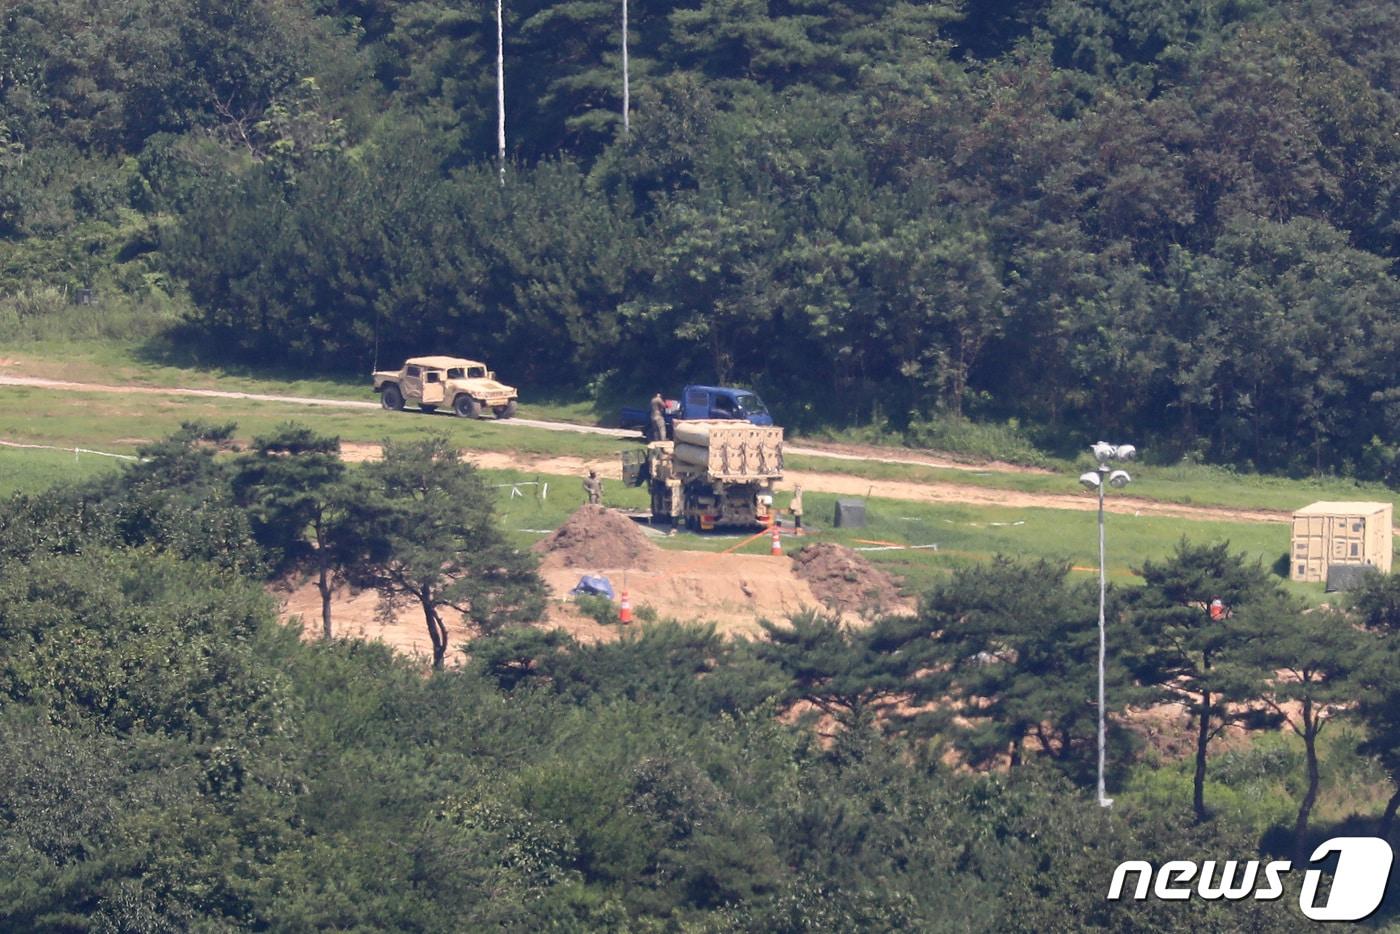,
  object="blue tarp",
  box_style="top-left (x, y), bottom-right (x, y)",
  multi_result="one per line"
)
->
top-left (569, 575), bottom-right (615, 600)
